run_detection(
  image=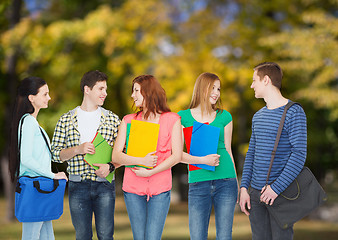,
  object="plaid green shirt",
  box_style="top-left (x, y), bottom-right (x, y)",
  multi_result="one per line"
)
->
top-left (51, 106), bottom-right (120, 181)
